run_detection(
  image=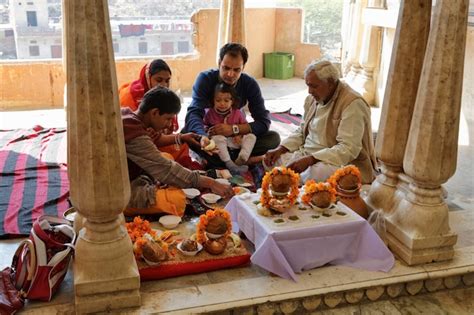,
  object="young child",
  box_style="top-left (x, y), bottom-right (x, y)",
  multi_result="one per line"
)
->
top-left (203, 83), bottom-right (257, 174)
